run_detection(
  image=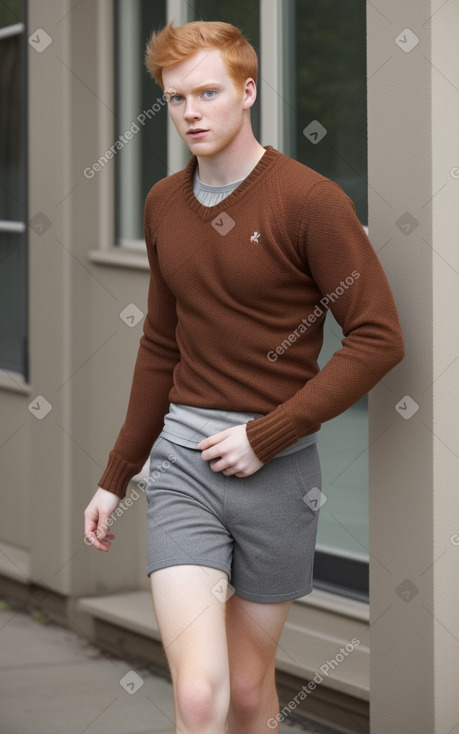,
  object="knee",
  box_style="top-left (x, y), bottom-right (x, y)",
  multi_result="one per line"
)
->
top-left (175, 672), bottom-right (228, 730)
top-left (230, 674), bottom-right (275, 718)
